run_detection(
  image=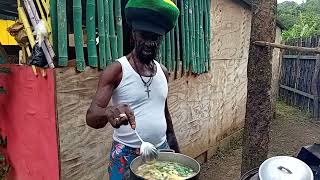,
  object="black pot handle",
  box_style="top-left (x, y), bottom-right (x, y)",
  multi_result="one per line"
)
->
top-left (158, 149), bottom-right (175, 153)
top-left (277, 166), bottom-right (293, 174)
